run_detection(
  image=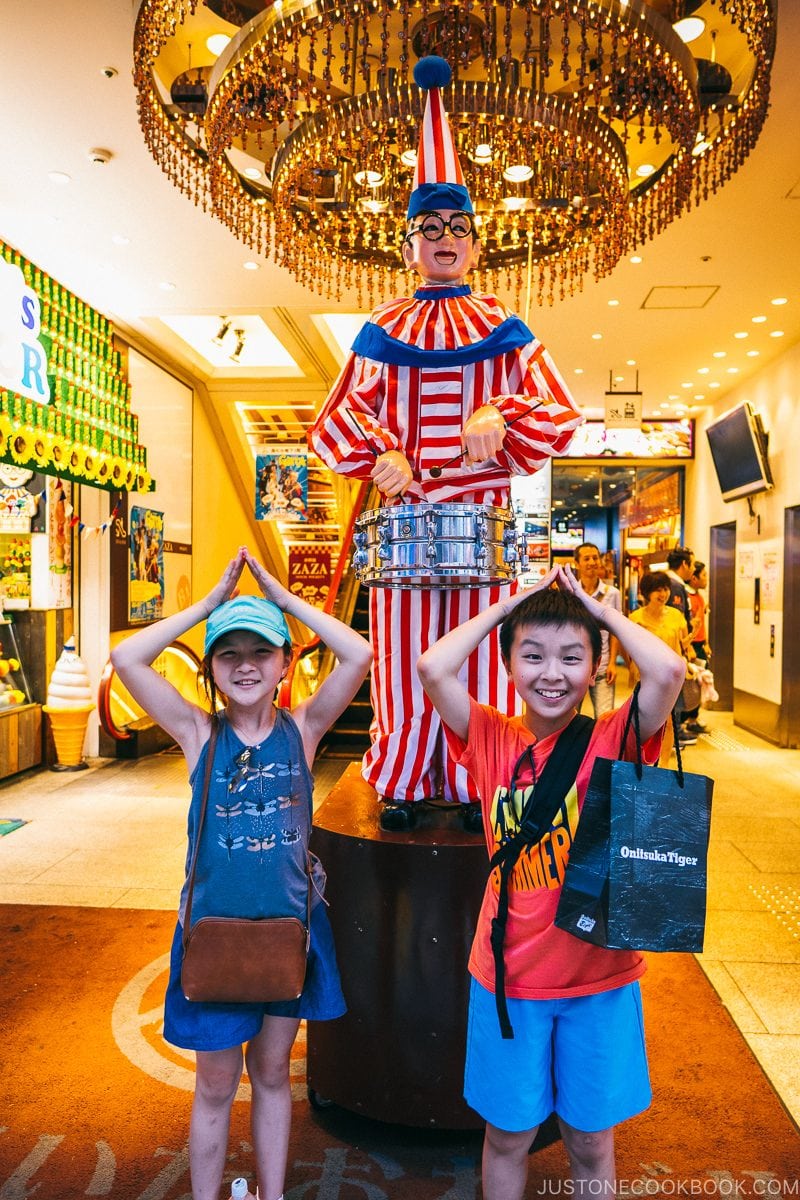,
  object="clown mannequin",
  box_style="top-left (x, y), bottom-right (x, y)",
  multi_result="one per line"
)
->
top-left (309, 57), bottom-right (582, 831)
